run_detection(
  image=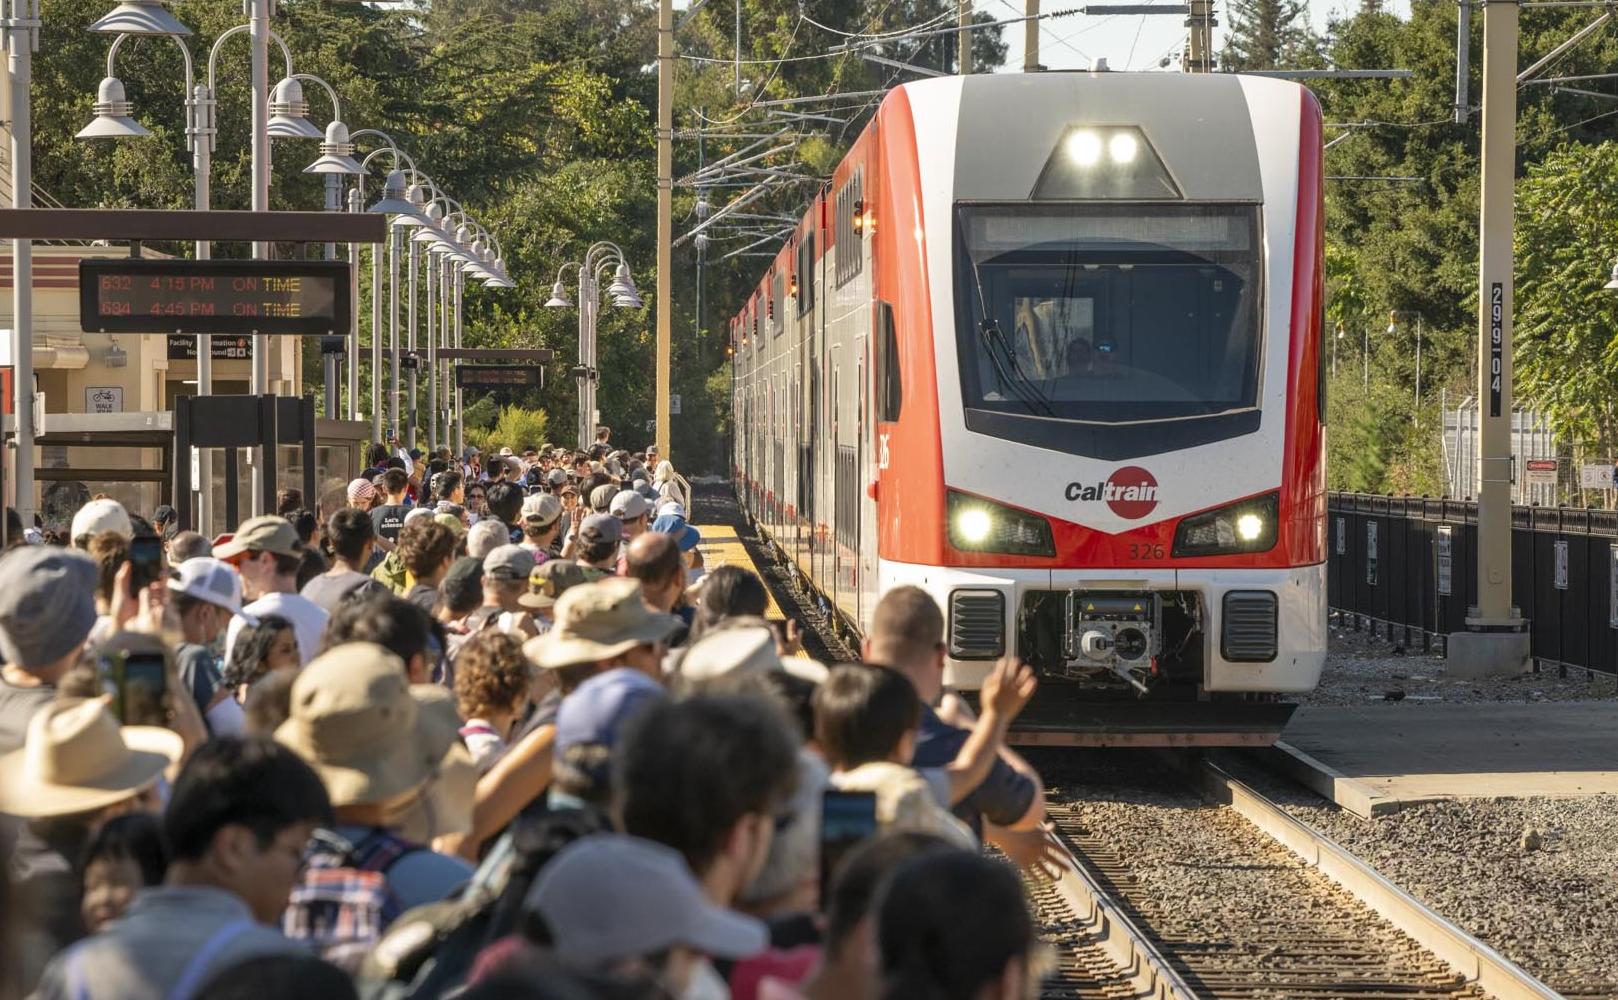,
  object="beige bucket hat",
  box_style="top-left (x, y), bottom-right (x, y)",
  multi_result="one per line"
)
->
top-left (0, 698), bottom-right (182, 818)
top-left (274, 642), bottom-right (460, 808)
top-left (523, 577), bottom-right (680, 670)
